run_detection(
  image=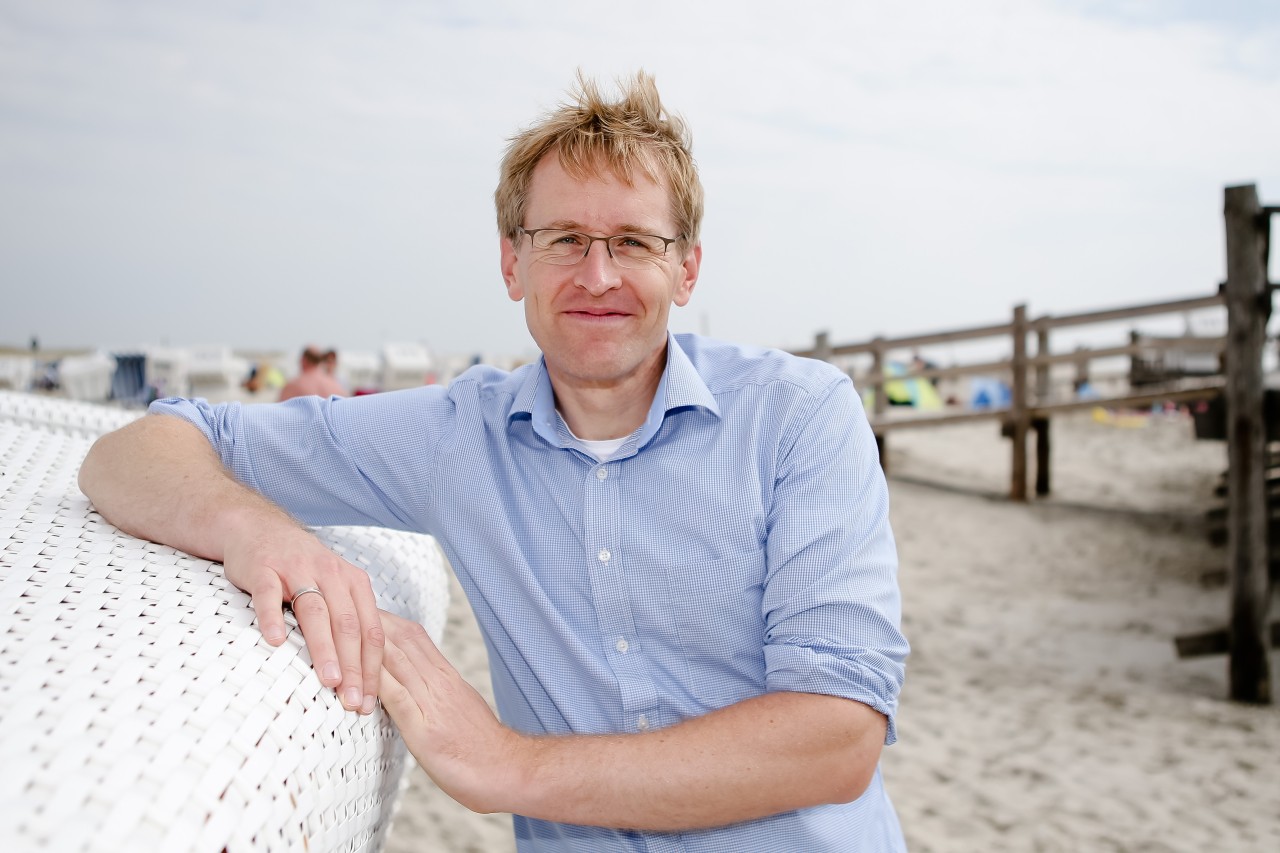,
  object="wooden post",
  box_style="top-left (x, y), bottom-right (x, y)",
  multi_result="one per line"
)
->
top-left (871, 338), bottom-right (887, 471)
top-left (1073, 346), bottom-right (1090, 393)
top-left (1223, 183), bottom-right (1272, 704)
top-left (1035, 323), bottom-right (1052, 496)
top-left (870, 339), bottom-right (887, 419)
top-left (1128, 329), bottom-right (1143, 384)
top-left (1010, 304), bottom-right (1029, 502)
top-left (814, 331), bottom-right (832, 363)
